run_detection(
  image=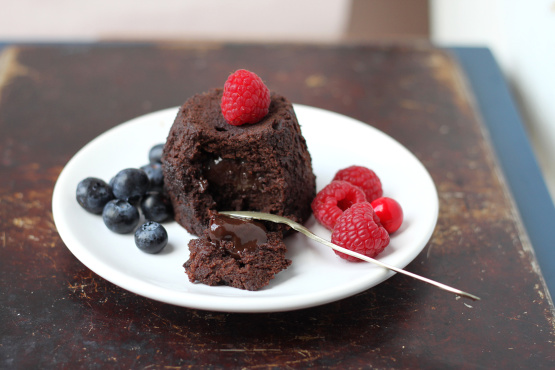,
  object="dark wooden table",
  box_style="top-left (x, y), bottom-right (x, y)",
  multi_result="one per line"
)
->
top-left (1, 43), bottom-right (554, 368)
